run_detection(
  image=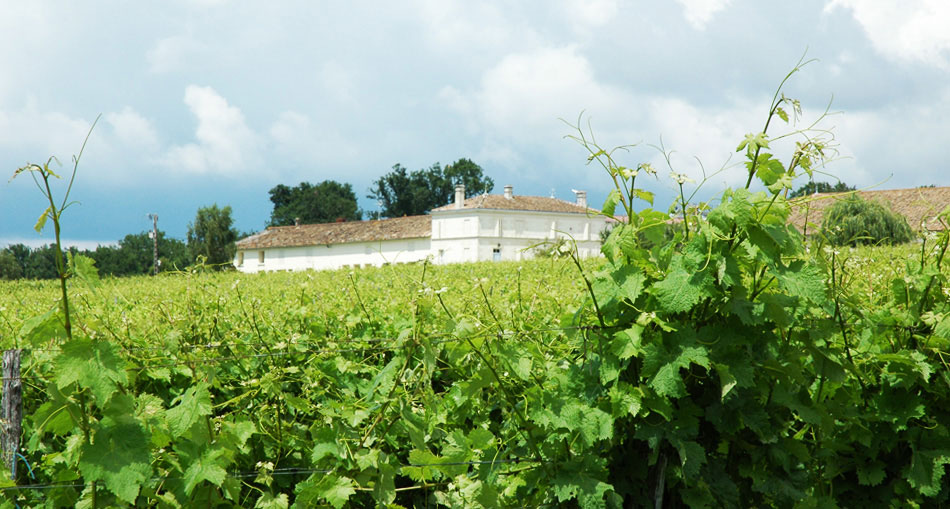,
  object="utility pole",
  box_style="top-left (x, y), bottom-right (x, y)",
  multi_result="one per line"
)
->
top-left (148, 213), bottom-right (159, 276)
